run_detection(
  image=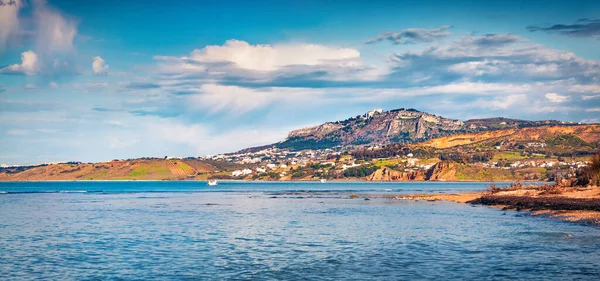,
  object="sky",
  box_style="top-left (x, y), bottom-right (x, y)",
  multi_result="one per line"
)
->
top-left (1, 0), bottom-right (600, 165)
